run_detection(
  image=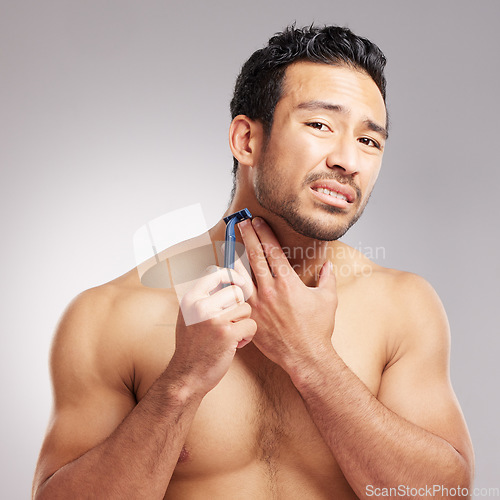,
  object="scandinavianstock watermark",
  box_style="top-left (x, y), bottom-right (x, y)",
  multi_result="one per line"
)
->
top-left (258, 240), bottom-right (386, 280)
top-left (365, 484), bottom-right (499, 497)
